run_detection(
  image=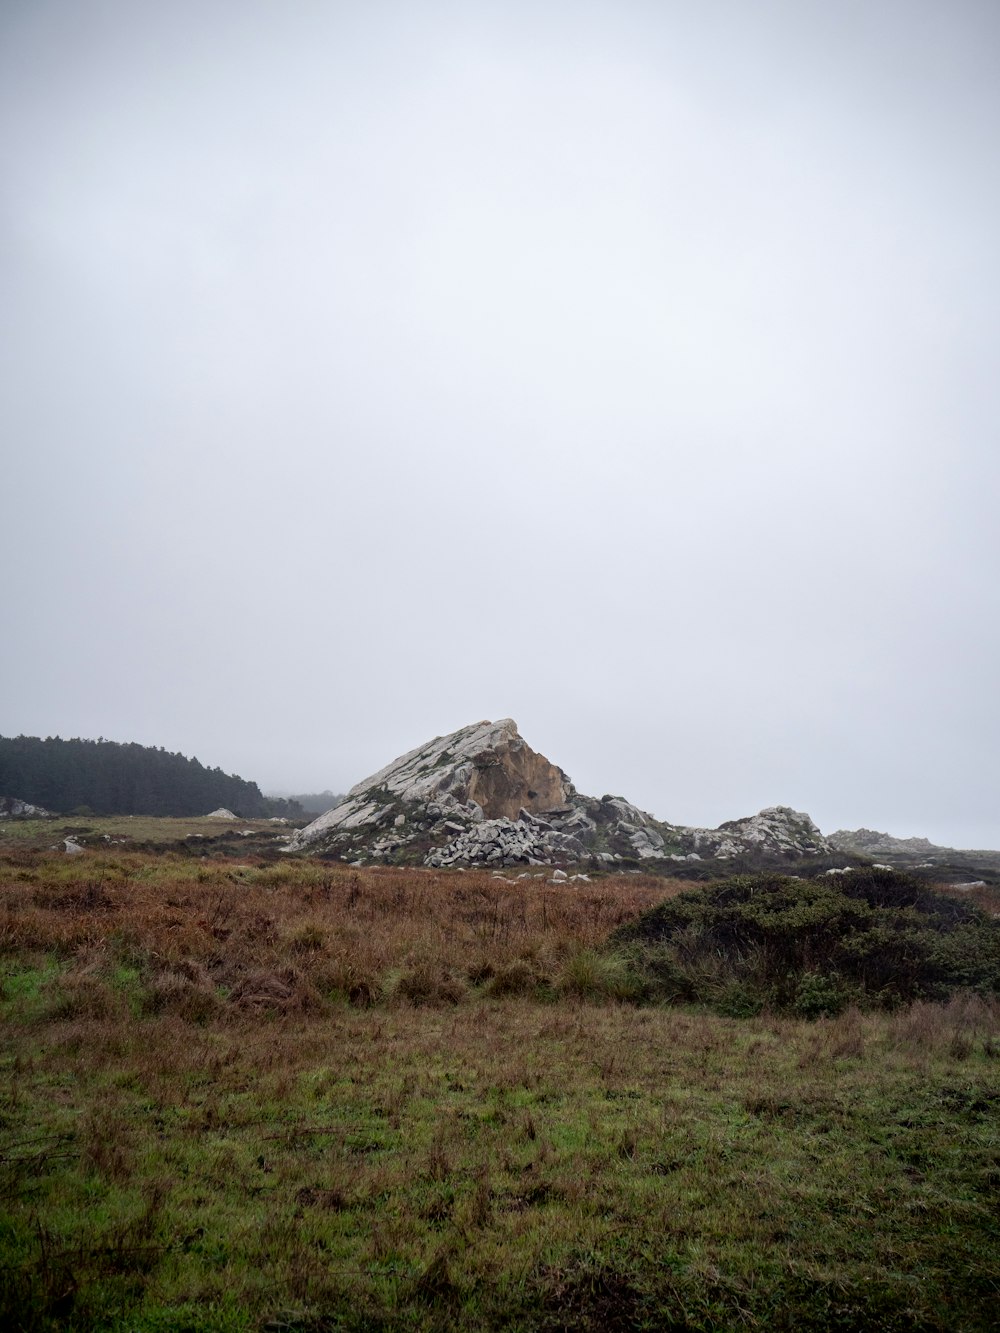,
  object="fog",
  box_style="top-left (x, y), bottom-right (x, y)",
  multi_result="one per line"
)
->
top-left (3, 0), bottom-right (998, 846)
